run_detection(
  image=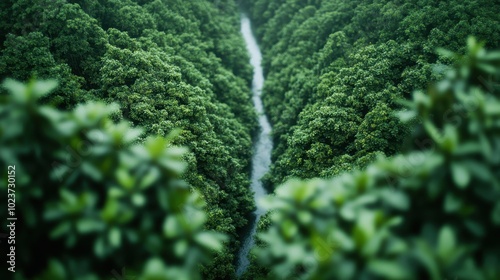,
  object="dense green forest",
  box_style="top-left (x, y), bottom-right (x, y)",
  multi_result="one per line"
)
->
top-left (0, 0), bottom-right (257, 279)
top-left (243, 0), bottom-right (500, 186)
top-left (239, 0), bottom-right (500, 279)
top-left (1, 0), bottom-right (500, 279)
top-left (241, 40), bottom-right (500, 280)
